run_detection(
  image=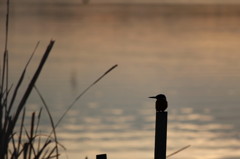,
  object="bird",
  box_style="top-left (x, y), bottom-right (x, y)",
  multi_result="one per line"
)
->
top-left (149, 94), bottom-right (168, 112)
